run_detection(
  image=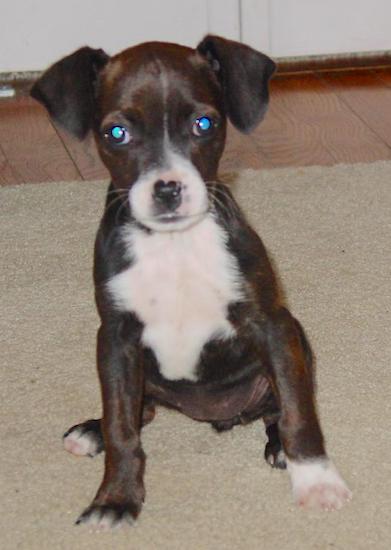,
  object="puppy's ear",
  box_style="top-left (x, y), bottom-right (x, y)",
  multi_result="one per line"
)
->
top-left (197, 35), bottom-right (276, 133)
top-left (30, 47), bottom-right (109, 139)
